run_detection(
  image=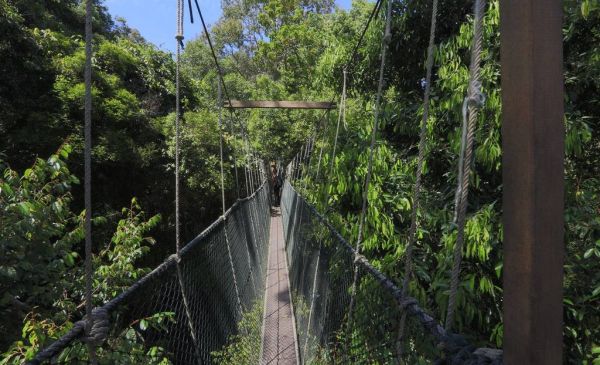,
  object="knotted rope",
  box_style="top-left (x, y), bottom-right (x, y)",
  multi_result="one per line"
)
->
top-left (445, 0), bottom-right (487, 331)
top-left (396, 0), bottom-right (439, 360)
top-left (346, 0), bottom-right (394, 345)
